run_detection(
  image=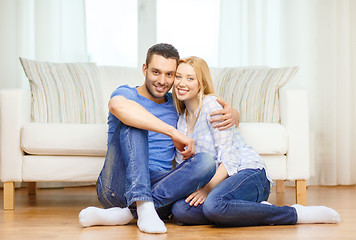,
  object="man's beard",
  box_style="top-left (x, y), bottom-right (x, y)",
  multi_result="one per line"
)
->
top-left (146, 82), bottom-right (168, 99)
